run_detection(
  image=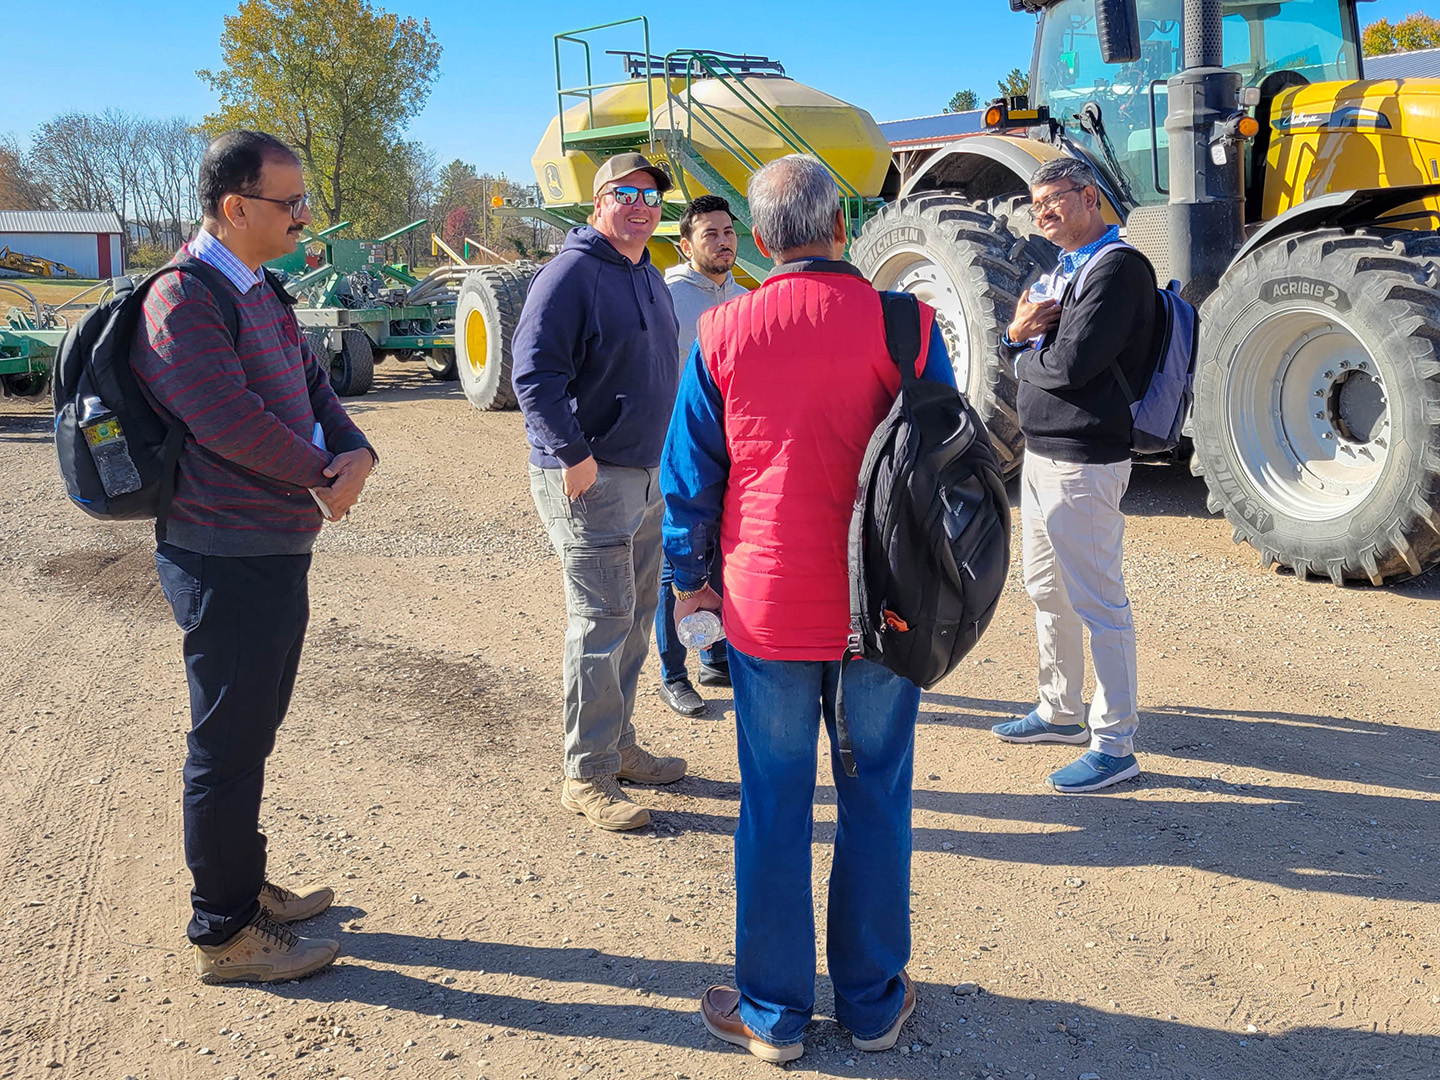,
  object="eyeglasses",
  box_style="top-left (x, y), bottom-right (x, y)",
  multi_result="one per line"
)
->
top-left (244, 193), bottom-right (310, 219)
top-left (1030, 186), bottom-right (1087, 214)
top-left (604, 185), bottom-right (662, 208)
